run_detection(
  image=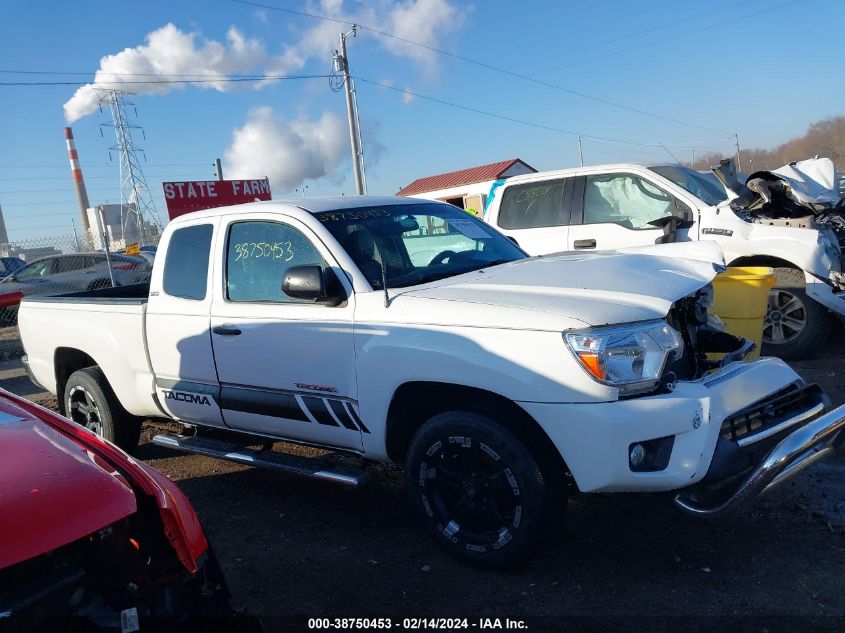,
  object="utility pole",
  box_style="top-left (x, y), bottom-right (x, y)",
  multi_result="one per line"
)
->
top-left (578, 136), bottom-right (584, 167)
top-left (734, 133), bottom-right (742, 171)
top-left (335, 27), bottom-right (366, 195)
top-left (691, 149), bottom-right (695, 166)
top-left (215, 158), bottom-right (224, 181)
